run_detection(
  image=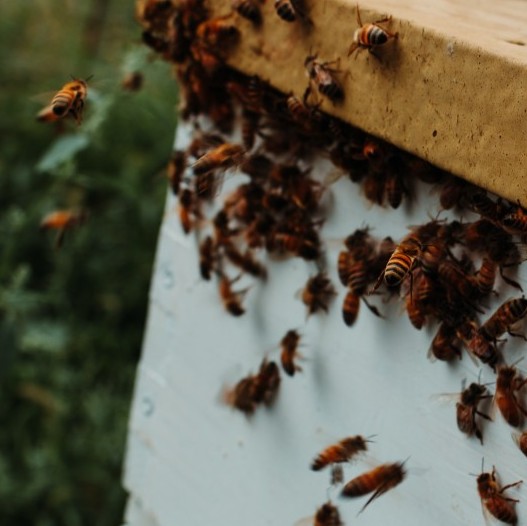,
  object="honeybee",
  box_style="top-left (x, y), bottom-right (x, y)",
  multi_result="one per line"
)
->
top-left (501, 202), bottom-right (527, 235)
top-left (37, 77), bottom-right (91, 125)
top-left (304, 55), bottom-right (344, 104)
top-left (428, 323), bottom-right (461, 362)
top-left (198, 236), bottom-right (216, 280)
top-left (371, 233), bottom-right (421, 292)
top-left (468, 190), bottom-right (504, 222)
top-left (313, 501), bottom-right (343, 526)
top-left (121, 71), bottom-right (144, 91)
top-left (196, 15), bottom-right (239, 48)
top-left (40, 209), bottom-right (88, 248)
top-left (223, 375), bottom-right (257, 415)
top-left (480, 297), bottom-right (527, 342)
top-left (192, 143), bottom-right (246, 175)
top-left (167, 150), bottom-right (187, 195)
top-left (476, 257), bottom-right (497, 296)
top-left (341, 461), bottom-right (407, 513)
top-left (223, 242), bottom-right (267, 278)
top-left (218, 273), bottom-right (249, 316)
top-left (330, 465), bottom-right (345, 487)
top-left (311, 435), bottom-right (370, 471)
top-left (232, 0), bottom-right (262, 24)
top-left (342, 290), bottom-right (360, 326)
top-left (439, 175), bottom-right (469, 210)
top-left (274, 0), bottom-right (308, 23)
top-left (477, 465), bottom-right (521, 525)
top-left (251, 358), bottom-right (281, 406)
top-left (280, 329), bottom-right (302, 376)
top-left (178, 187), bottom-right (195, 234)
top-left (512, 431), bottom-right (527, 457)
top-left (456, 381), bottom-right (492, 444)
top-left (468, 333), bottom-right (500, 371)
top-left (495, 365), bottom-right (527, 427)
top-left (296, 501), bottom-right (343, 526)
top-left (347, 6), bottom-right (398, 58)
top-left (301, 272), bottom-right (336, 316)
top-left (385, 168), bottom-right (406, 209)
